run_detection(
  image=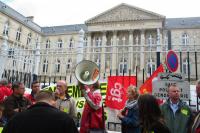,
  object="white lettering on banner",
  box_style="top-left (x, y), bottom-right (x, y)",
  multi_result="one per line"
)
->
top-left (110, 82), bottom-right (123, 102)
